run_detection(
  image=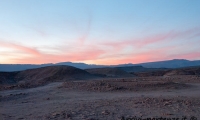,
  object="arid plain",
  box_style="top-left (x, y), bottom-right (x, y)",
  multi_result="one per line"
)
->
top-left (1, 66), bottom-right (200, 120)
